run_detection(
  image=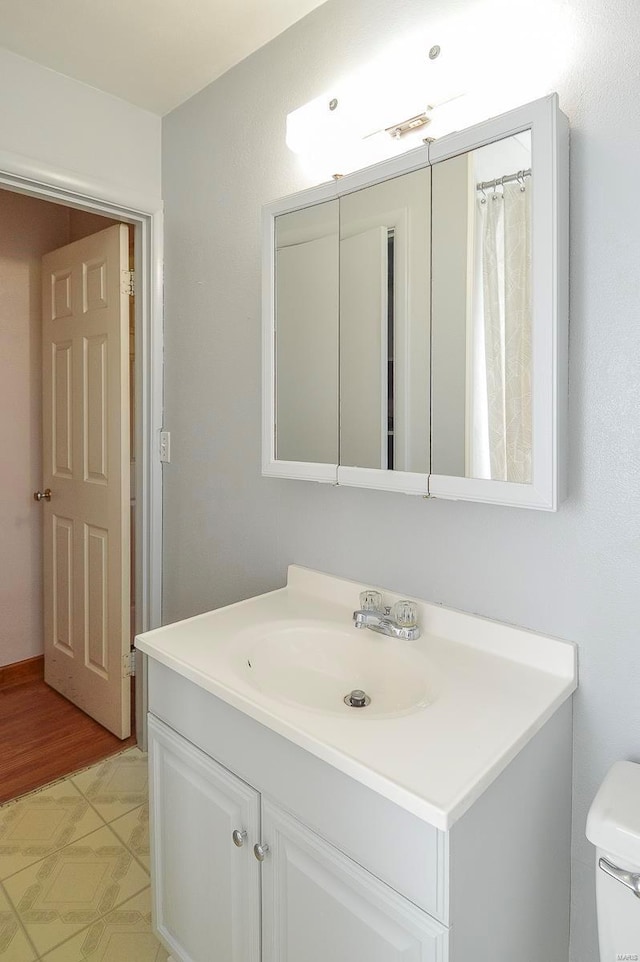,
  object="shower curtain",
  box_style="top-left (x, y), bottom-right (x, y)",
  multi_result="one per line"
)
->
top-left (471, 180), bottom-right (532, 483)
